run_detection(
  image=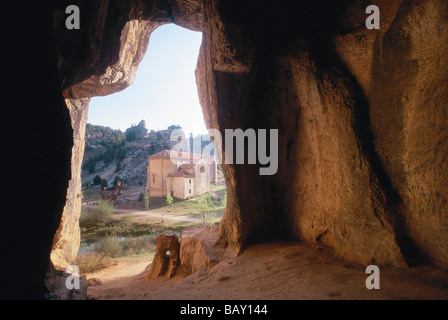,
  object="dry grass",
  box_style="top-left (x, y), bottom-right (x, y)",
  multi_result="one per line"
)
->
top-left (75, 252), bottom-right (111, 274)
